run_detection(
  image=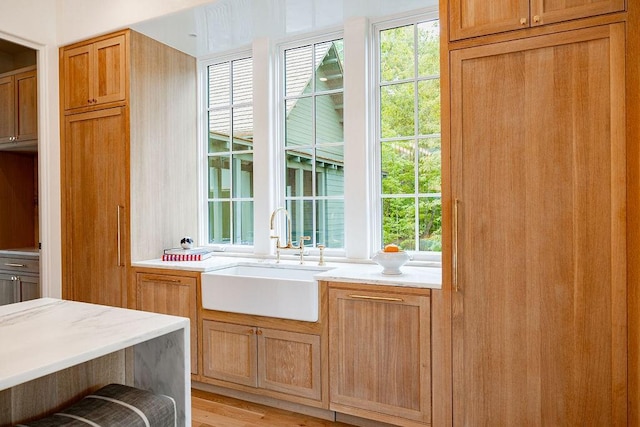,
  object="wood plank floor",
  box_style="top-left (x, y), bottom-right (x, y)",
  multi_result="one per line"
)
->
top-left (192, 389), bottom-right (355, 427)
